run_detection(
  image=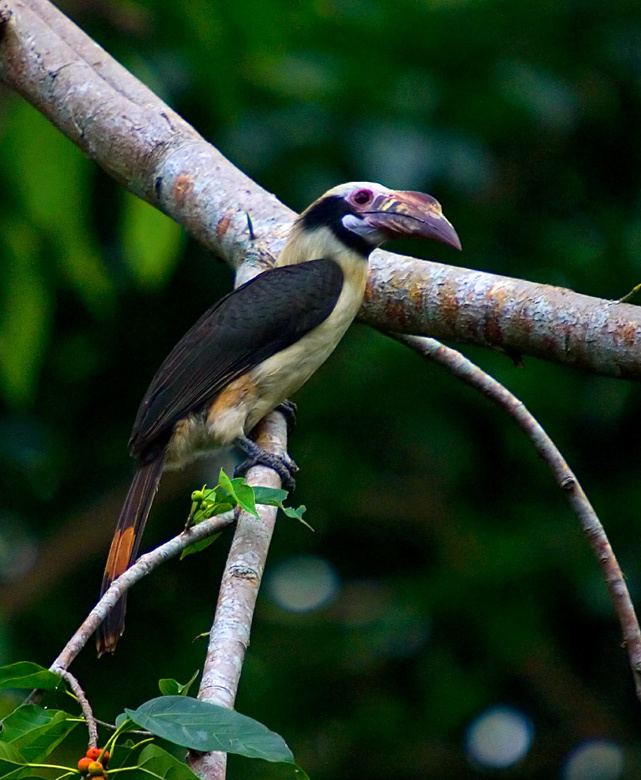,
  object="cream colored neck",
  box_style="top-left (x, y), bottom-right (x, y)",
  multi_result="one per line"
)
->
top-left (277, 223), bottom-right (369, 276)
